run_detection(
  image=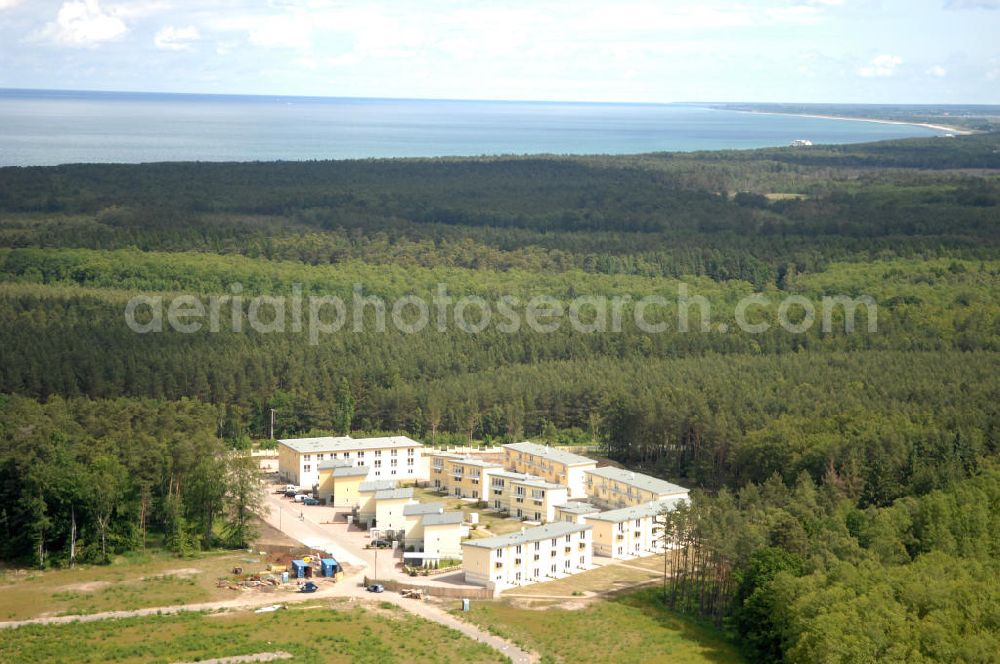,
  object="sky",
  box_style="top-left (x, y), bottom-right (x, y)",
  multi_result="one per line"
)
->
top-left (0, 0), bottom-right (998, 104)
